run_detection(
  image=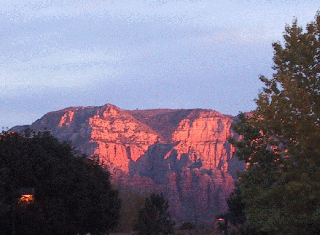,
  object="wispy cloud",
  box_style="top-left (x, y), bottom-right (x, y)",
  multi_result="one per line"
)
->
top-left (0, 0), bottom-right (318, 128)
